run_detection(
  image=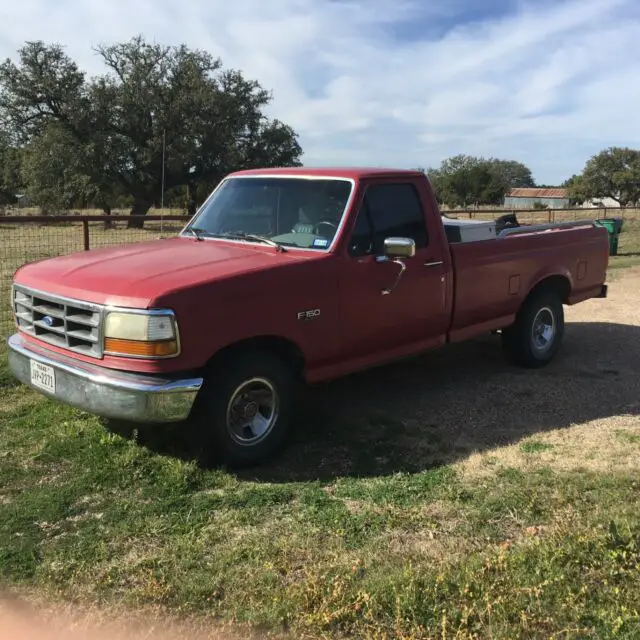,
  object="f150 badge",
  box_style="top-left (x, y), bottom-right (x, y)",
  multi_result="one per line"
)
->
top-left (297, 308), bottom-right (321, 321)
